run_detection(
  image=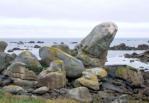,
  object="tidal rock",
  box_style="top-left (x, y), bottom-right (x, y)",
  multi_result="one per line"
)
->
top-left (67, 87), bottom-right (92, 103)
top-left (52, 44), bottom-right (71, 54)
top-left (115, 65), bottom-right (144, 87)
top-left (2, 85), bottom-right (26, 94)
top-left (125, 50), bottom-right (149, 63)
top-left (76, 22), bottom-right (118, 67)
top-left (15, 51), bottom-right (41, 67)
top-left (39, 47), bottom-right (84, 78)
top-left (33, 86), bottom-right (49, 94)
top-left (110, 43), bottom-right (136, 50)
top-left (34, 45), bottom-right (41, 48)
top-left (37, 41), bottom-right (44, 43)
top-left (0, 41), bottom-right (8, 52)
